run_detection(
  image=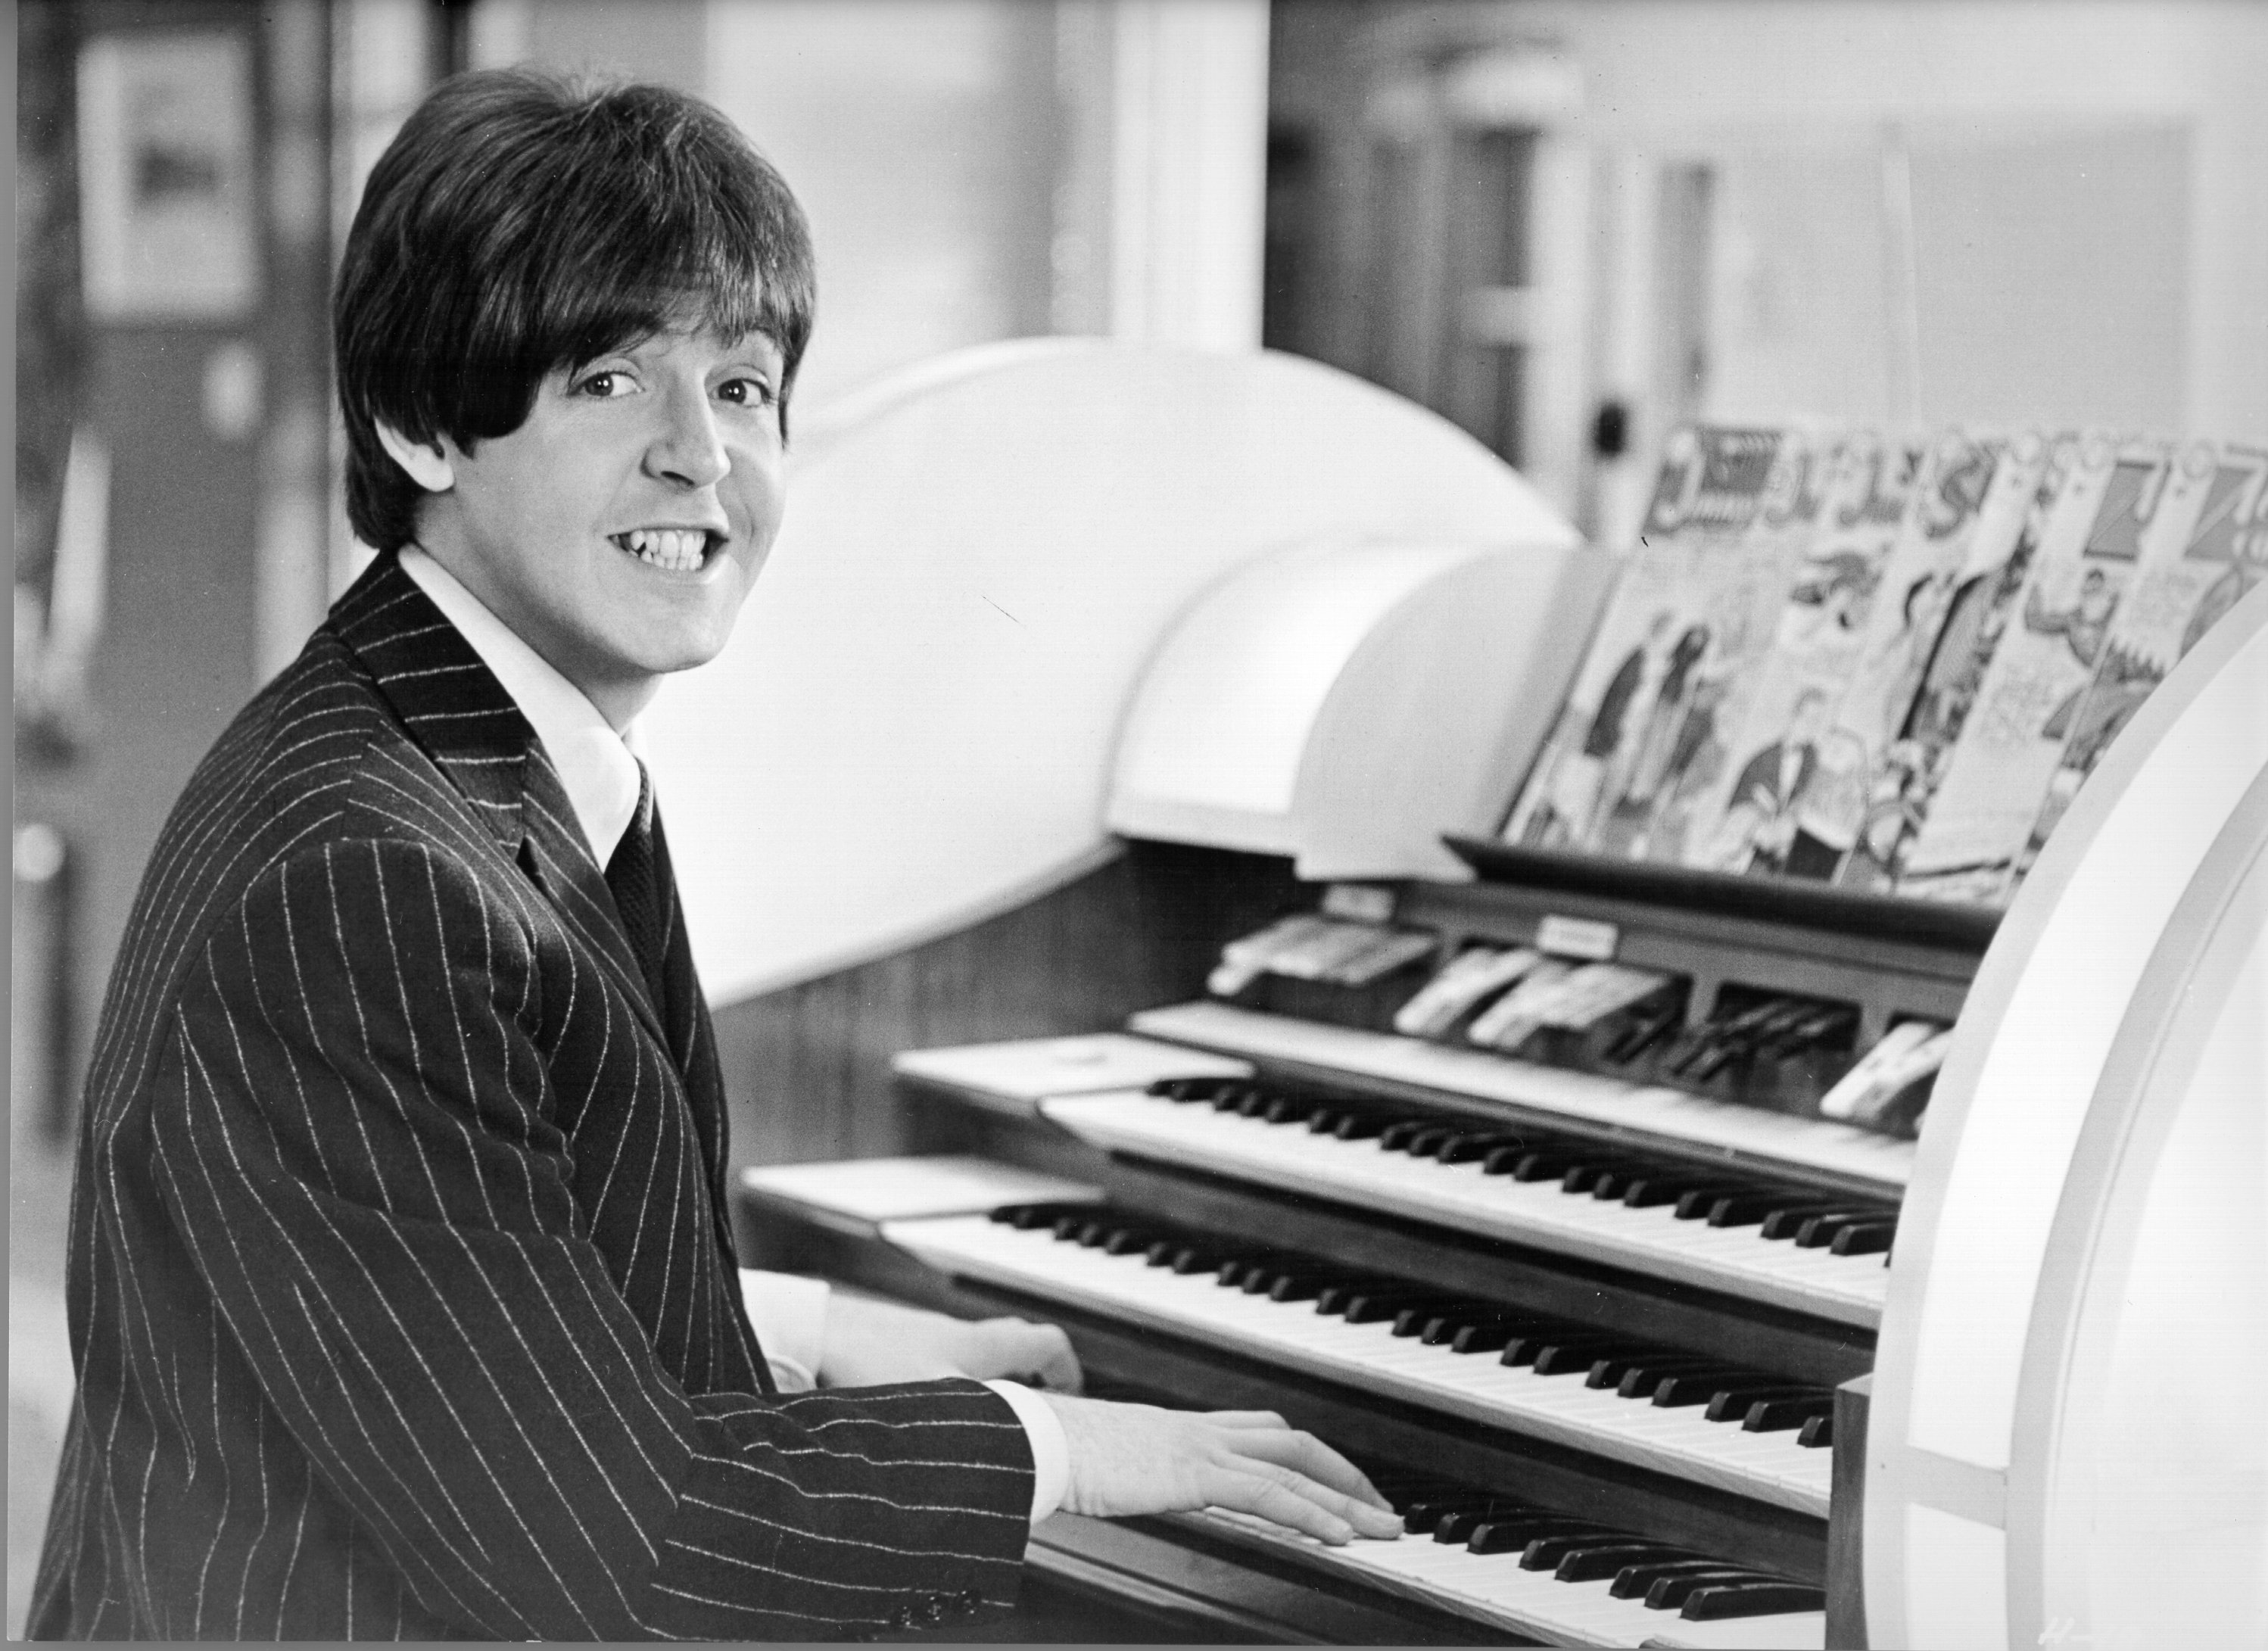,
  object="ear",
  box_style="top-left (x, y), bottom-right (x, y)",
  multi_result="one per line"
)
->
top-left (375, 421), bottom-right (456, 494)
